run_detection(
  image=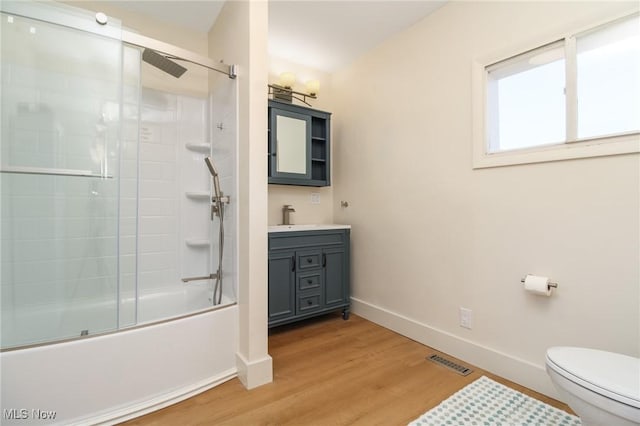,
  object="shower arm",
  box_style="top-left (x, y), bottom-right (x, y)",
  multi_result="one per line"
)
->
top-left (123, 30), bottom-right (237, 79)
